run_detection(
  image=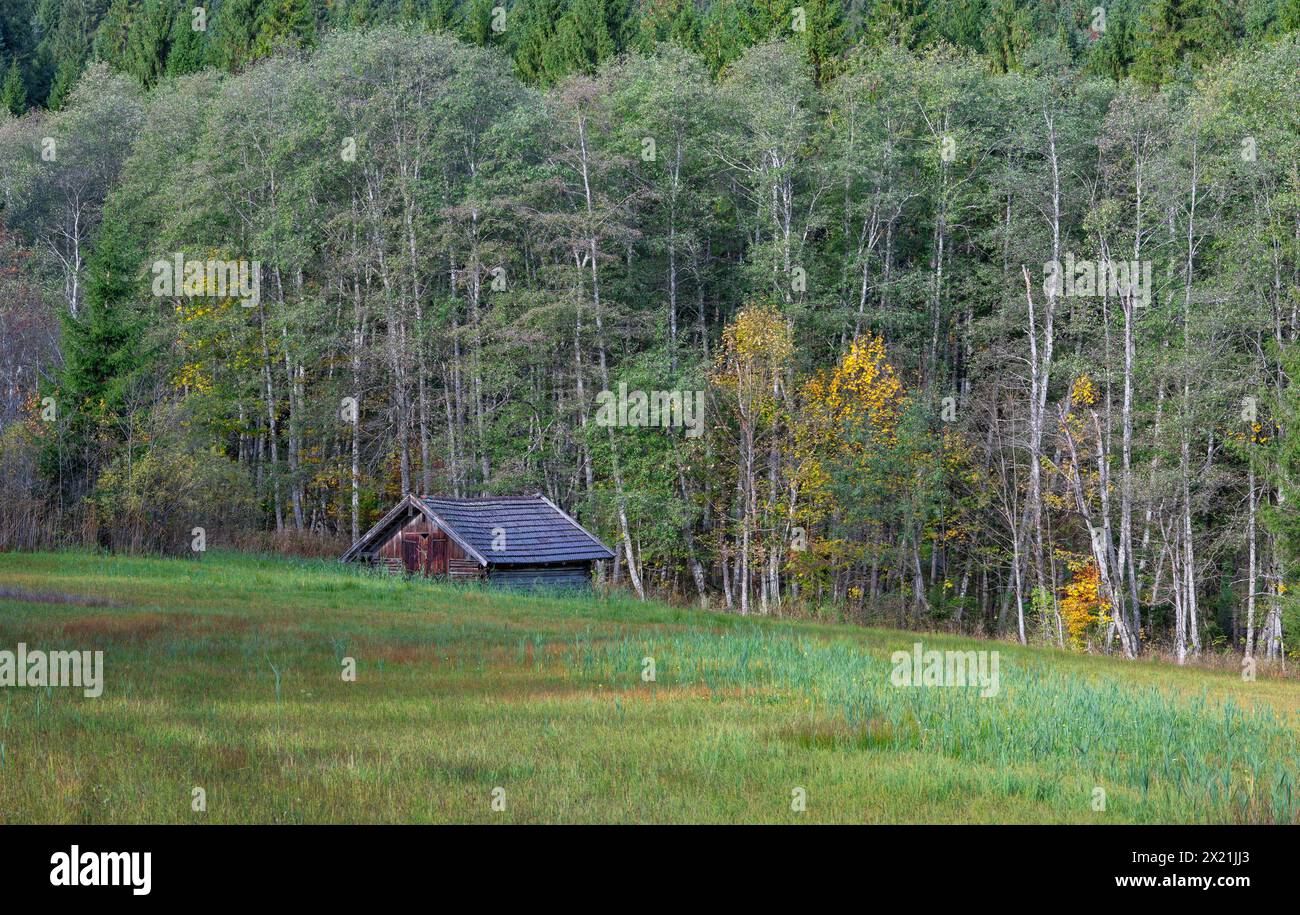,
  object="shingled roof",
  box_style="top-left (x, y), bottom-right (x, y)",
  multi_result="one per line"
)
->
top-left (421, 494), bottom-right (614, 566)
top-left (340, 493), bottom-right (614, 566)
